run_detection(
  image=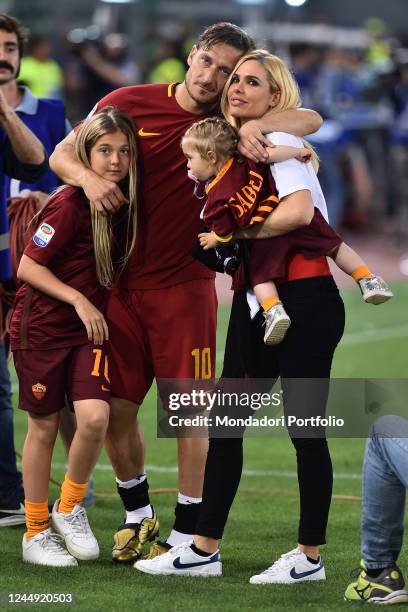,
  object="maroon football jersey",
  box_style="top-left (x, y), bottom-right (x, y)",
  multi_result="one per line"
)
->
top-left (93, 83), bottom-right (216, 289)
top-left (10, 186), bottom-right (106, 350)
top-left (203, 157), bottom-right (279, 238)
